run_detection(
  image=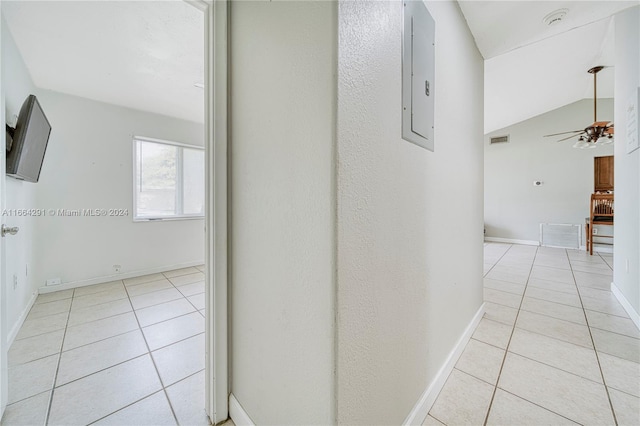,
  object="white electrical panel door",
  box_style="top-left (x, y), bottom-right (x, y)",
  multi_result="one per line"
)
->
top-left (402, 1), bottom-right (435, 151)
